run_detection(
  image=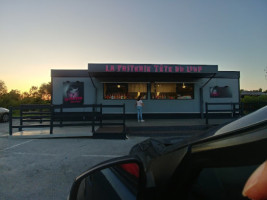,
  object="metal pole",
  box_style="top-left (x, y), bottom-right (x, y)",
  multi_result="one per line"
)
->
top-left (9, 107), bottom-right (13, 136)
top-left (199, 74), bottom-right (216, 119)
top-left (60, 104), bottom-right (63, 127)
top-left (232, 103), bottom-right (235, 117)
top-left (100, 104), bottom-right (103, 127)
top-left (205, 102), bottom-right (208, 125)
top-left (92, 104), bottom-right (95, 133)
top-left (19, 105), bottom-right (23, 131)
top-left (50, 105), bottom-right (54, 134)
top-left (240, 102), bottom-right (244, 116)
top-left (123, 104), bottom-right (126, 138)
top-left (200, 88), bottom-right (204, 118)
top-left (40, 107), bottom-right (43, 124)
